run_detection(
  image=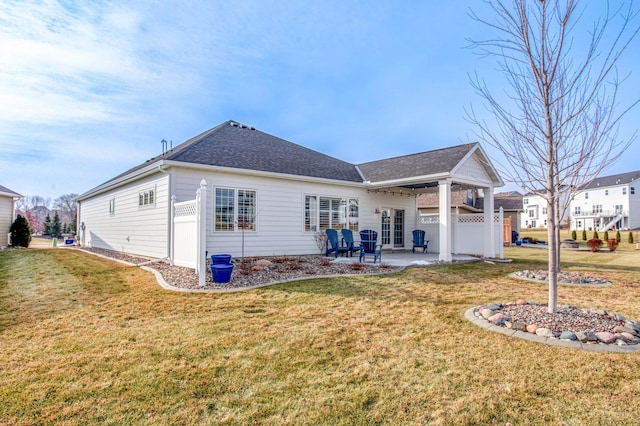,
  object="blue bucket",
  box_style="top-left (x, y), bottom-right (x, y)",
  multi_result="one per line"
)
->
top-left (211, 254), bottom-right (232, 265)
top-left (211, 264), bottom-right (234, 284)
